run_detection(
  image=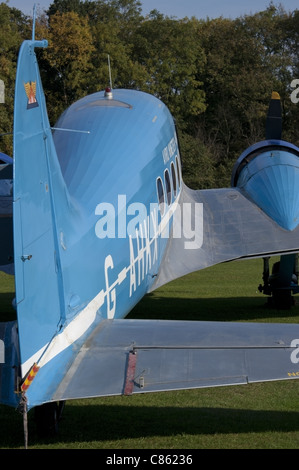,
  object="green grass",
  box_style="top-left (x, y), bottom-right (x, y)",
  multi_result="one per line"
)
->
top-left (0, 259), bottom-right (299, 449)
